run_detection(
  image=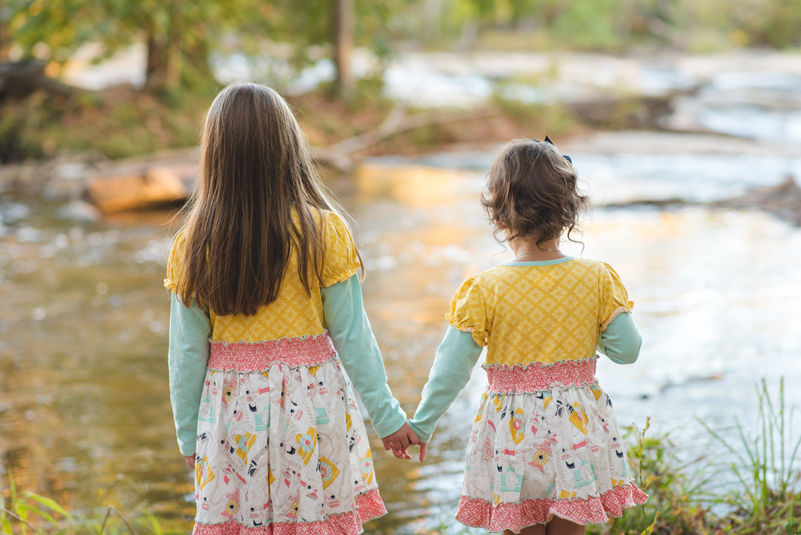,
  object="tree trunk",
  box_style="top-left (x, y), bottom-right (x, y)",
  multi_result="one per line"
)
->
top-left (145, 20), bottom-right (169, 91)
top-left (0, 15), bottom-right (10, 61)
top-left (333, 0), bottom-right (354, 98)
top-left (166, 1), bottom-right (182, 89)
